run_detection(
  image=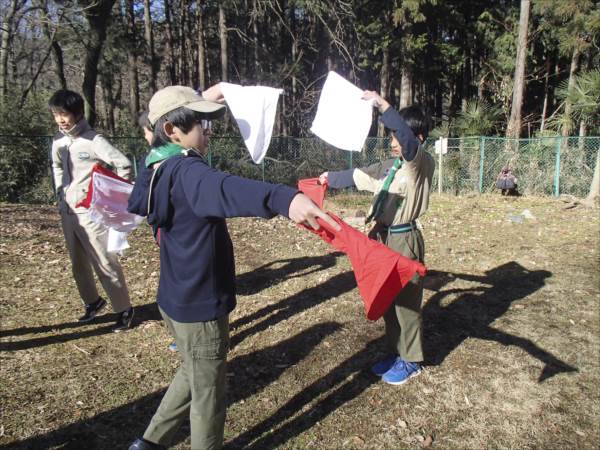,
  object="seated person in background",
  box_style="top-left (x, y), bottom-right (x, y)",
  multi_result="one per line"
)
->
top-left (496, 166), bottom-right (519, 196)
